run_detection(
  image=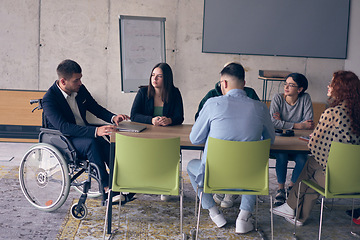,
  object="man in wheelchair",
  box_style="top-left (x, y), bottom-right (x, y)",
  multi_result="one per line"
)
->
top-left (42, 59), bottom-right (128, 200)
